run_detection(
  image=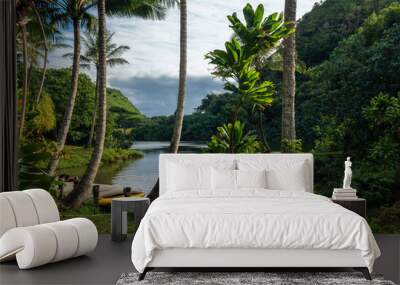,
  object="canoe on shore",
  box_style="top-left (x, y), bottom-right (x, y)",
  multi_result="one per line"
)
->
top-left (61, 181), bottom-right (145, 199)
top-left (98, 192), bottom-right (145, 207)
